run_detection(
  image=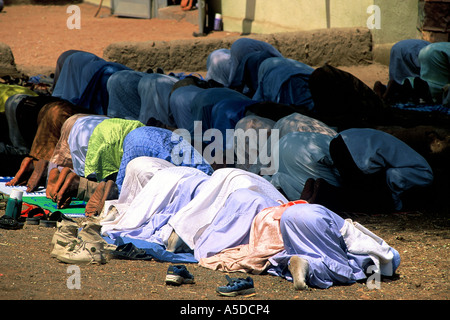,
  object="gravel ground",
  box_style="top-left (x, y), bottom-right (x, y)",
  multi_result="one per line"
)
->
top-left (0, 2), bottom-right (448, 316)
